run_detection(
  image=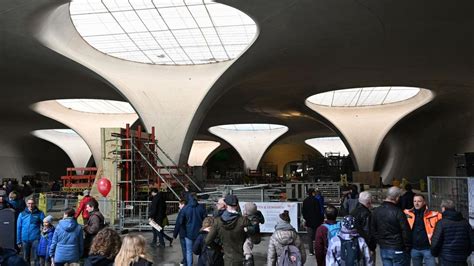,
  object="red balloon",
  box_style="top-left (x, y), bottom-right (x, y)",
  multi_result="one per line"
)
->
top-left (97, 177), bottom-right (112, 197)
